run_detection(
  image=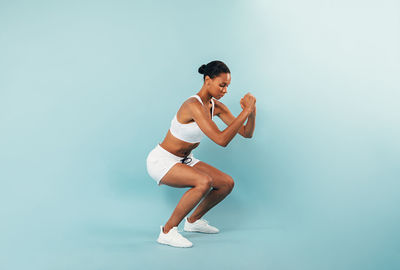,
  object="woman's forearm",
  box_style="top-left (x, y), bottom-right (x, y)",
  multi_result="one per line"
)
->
top-left (244, 109), bottom-right (256, 138)
top-left (220, 108), bottom-right (252, 147)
